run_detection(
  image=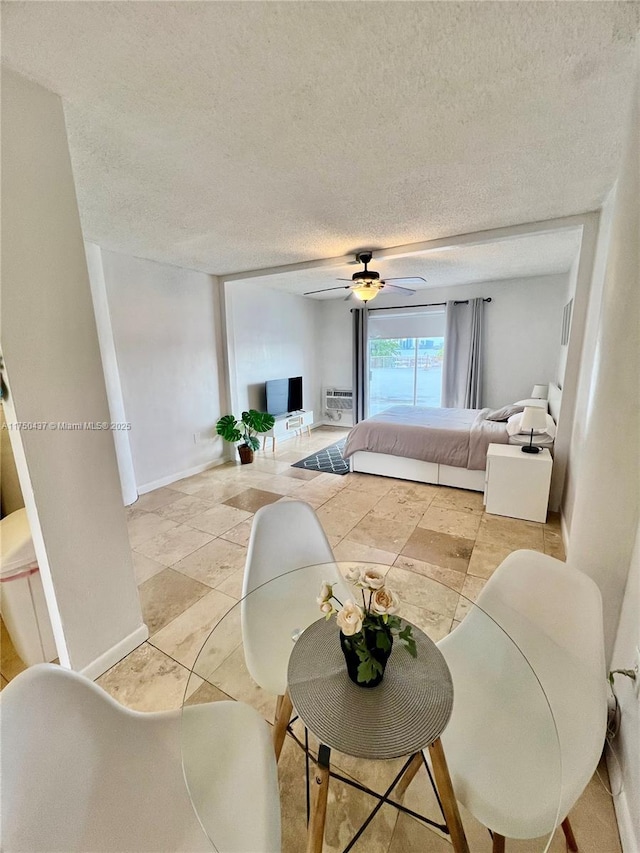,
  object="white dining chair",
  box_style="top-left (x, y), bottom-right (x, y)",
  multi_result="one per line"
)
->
top-left (0, 663), bottom-right (281, 853)
top-left (242, 500), bottom-right (347, 760)
top-left (435, 549), bottom-right (607, 852)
